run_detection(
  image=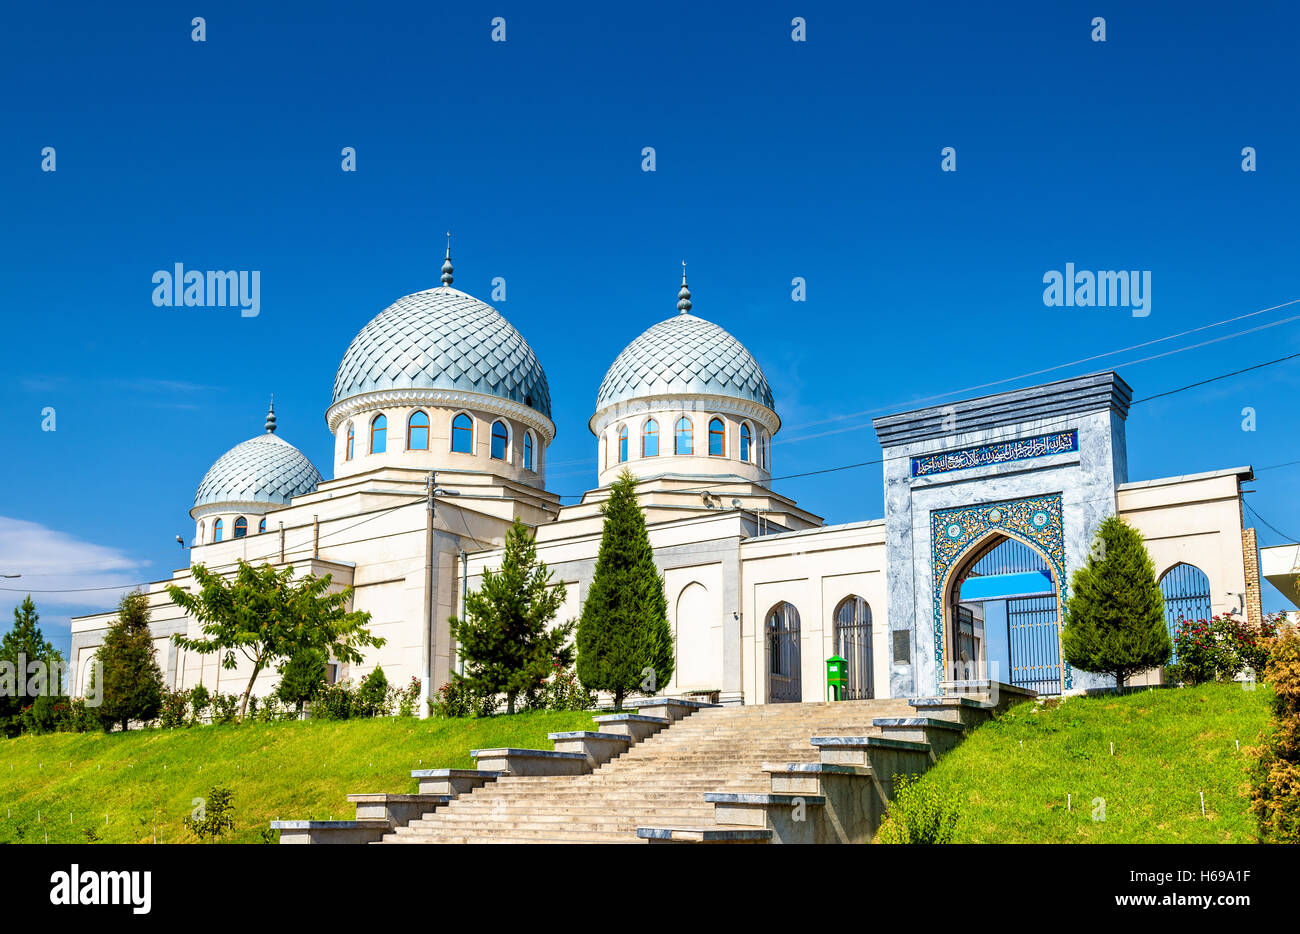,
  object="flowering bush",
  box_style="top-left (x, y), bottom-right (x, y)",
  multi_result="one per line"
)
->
top-left (1167, 613), bottom-right (1282, 685)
